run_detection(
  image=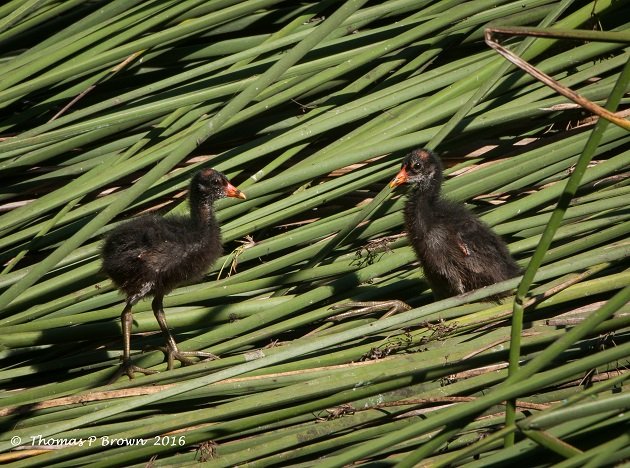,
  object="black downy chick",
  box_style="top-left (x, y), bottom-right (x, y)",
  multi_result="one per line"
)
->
top-left (390, 148), bottom-right (521, 300)
top-left (102, 169), bottom-right (246, 379)
top-left (330, 149), bottom-right (520, 321)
